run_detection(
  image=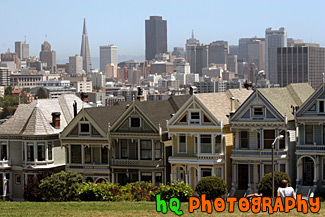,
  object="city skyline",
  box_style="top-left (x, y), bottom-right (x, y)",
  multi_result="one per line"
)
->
top-left (1, 0), bottom-right (325, 61)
